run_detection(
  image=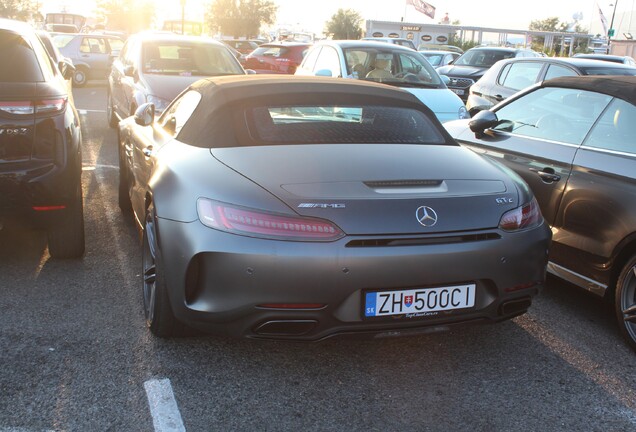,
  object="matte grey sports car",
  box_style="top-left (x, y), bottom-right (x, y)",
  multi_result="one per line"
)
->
top-left (117, 75), bottom-right (551, 340)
